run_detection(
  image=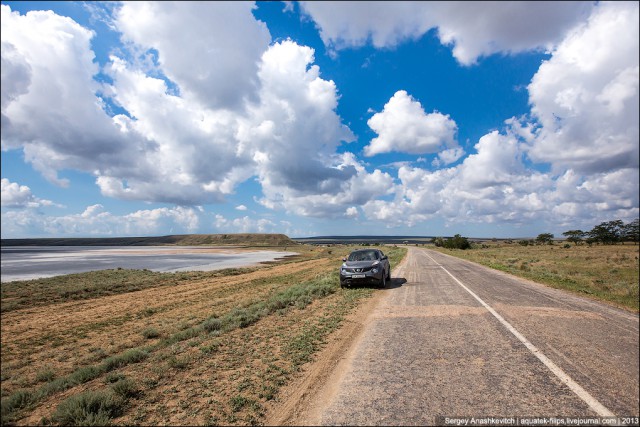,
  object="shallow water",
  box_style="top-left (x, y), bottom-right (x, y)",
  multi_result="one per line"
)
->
top-left (0, 246), bottom-right (297, 282)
